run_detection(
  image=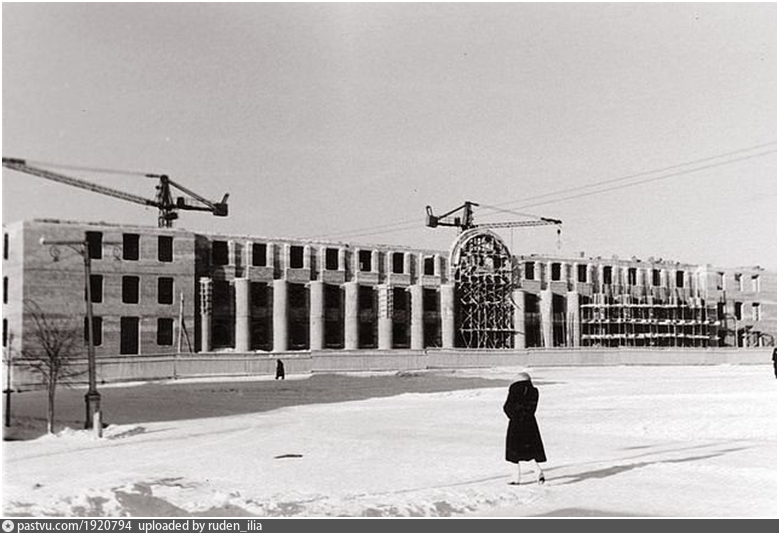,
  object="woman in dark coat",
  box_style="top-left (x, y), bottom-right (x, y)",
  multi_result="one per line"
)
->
top-left (503, 372), bottom-right (546, 485)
